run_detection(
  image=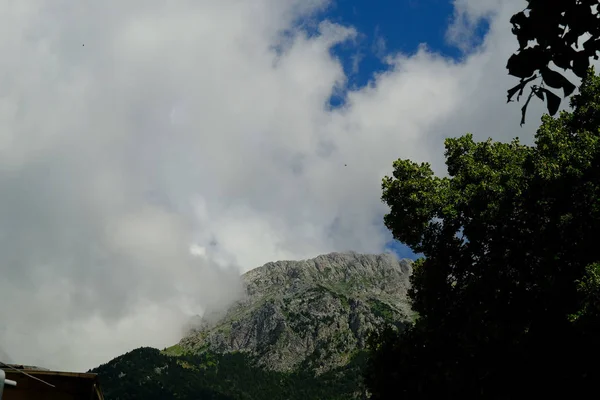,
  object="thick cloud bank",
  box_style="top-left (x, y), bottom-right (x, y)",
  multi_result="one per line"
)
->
top-left (0, 0), bottom-right (569, 370)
